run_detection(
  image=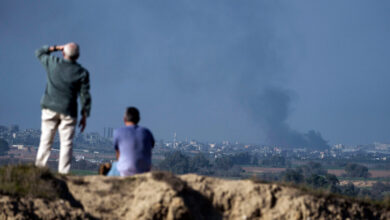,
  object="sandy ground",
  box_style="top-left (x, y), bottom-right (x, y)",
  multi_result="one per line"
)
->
top-left (2, 172), bottom-right (390, 219)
